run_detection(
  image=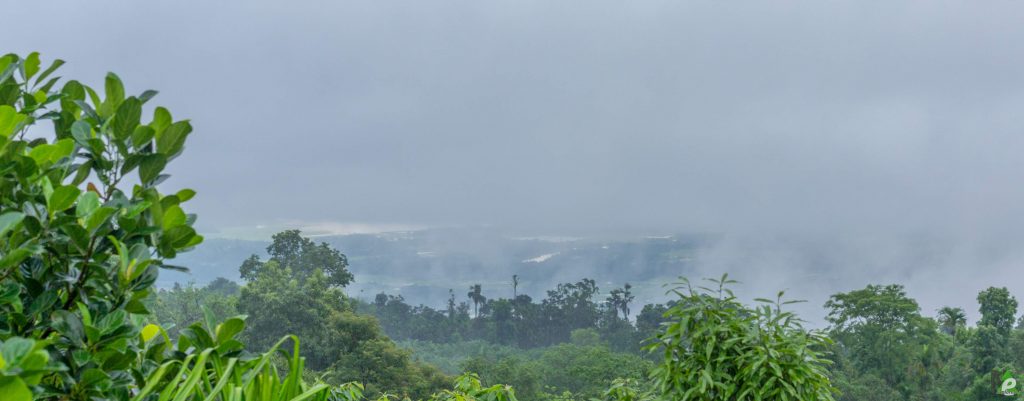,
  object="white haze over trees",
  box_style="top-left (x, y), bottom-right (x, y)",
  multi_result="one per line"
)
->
top-left (8, 1), bottom-right (1024, 323)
